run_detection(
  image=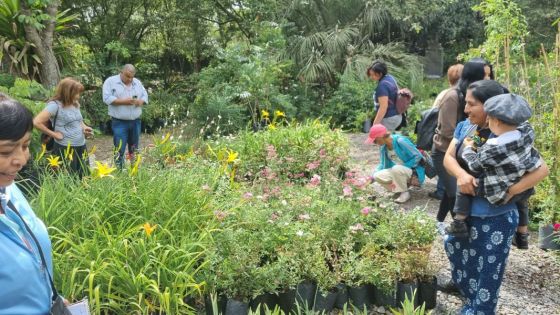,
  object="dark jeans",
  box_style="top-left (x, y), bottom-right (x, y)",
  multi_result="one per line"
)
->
top-left (52, 142), bottom-right (89, 178)
top-left (432, 148), bottom-right (457, 222)
top-left (454, 187), bottom-right (534, 226)
top-left (112, 118), bottom-right (141, 168)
